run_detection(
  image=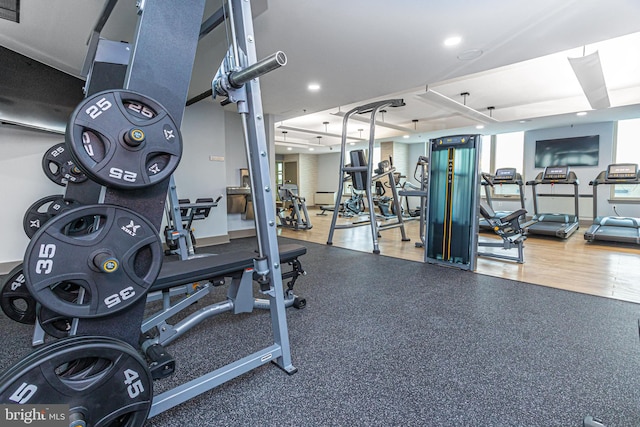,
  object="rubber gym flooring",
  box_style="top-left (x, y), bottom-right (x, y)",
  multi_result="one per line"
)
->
top-left (1, 236), bottom-right (639, 426)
